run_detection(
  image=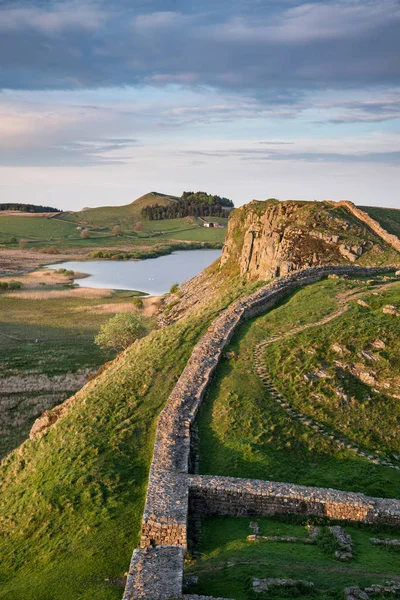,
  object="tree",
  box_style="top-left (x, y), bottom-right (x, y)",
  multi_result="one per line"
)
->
top-left (112, 225), bottom-right (121, 236)
top-left (94, 312), bottom-right (147, 351)
top-left (80, 228), bottom-right (90, 239)
top-left (135, 222), bottom-right (144, 232)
